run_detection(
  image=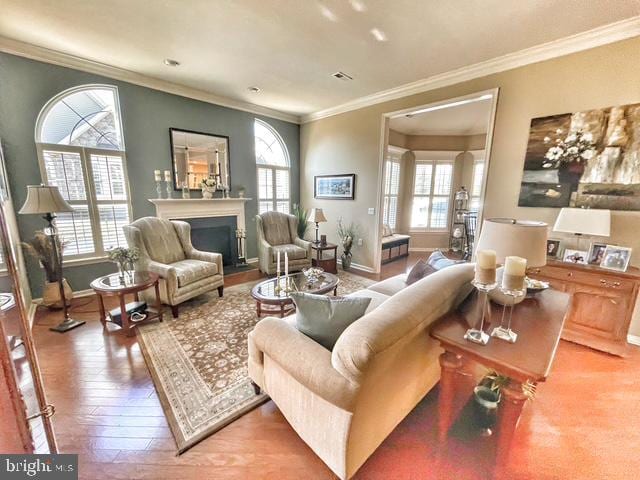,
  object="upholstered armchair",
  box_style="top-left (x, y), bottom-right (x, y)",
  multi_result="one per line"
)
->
top-left (123, 217), bottom-right (224, 317)
top-left (256, 211), bottom-right (312, 275)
